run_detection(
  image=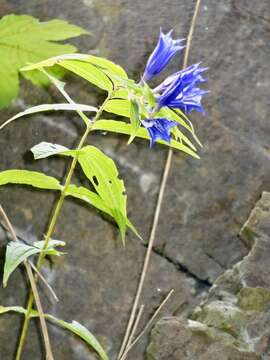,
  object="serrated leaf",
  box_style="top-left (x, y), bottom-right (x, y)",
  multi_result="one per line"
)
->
top-left (128, 98), bottom-right (141, 144)
top-left (66, 184), bottom-right (141, 240)
top-left (0, 170), bottom-right (62, 190)
top-left (0, 103), bottom-right (97, 130)
top-left (92, 120), bottom-right (200, 158)
top-left (0, 14), bottom-right (87, 108)
top-left (31, 142), bottom-right (77, 160)
top-left (77, 146), bottom-right (127, 242)
top-left (3, 239), bottom-right (64, 287)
